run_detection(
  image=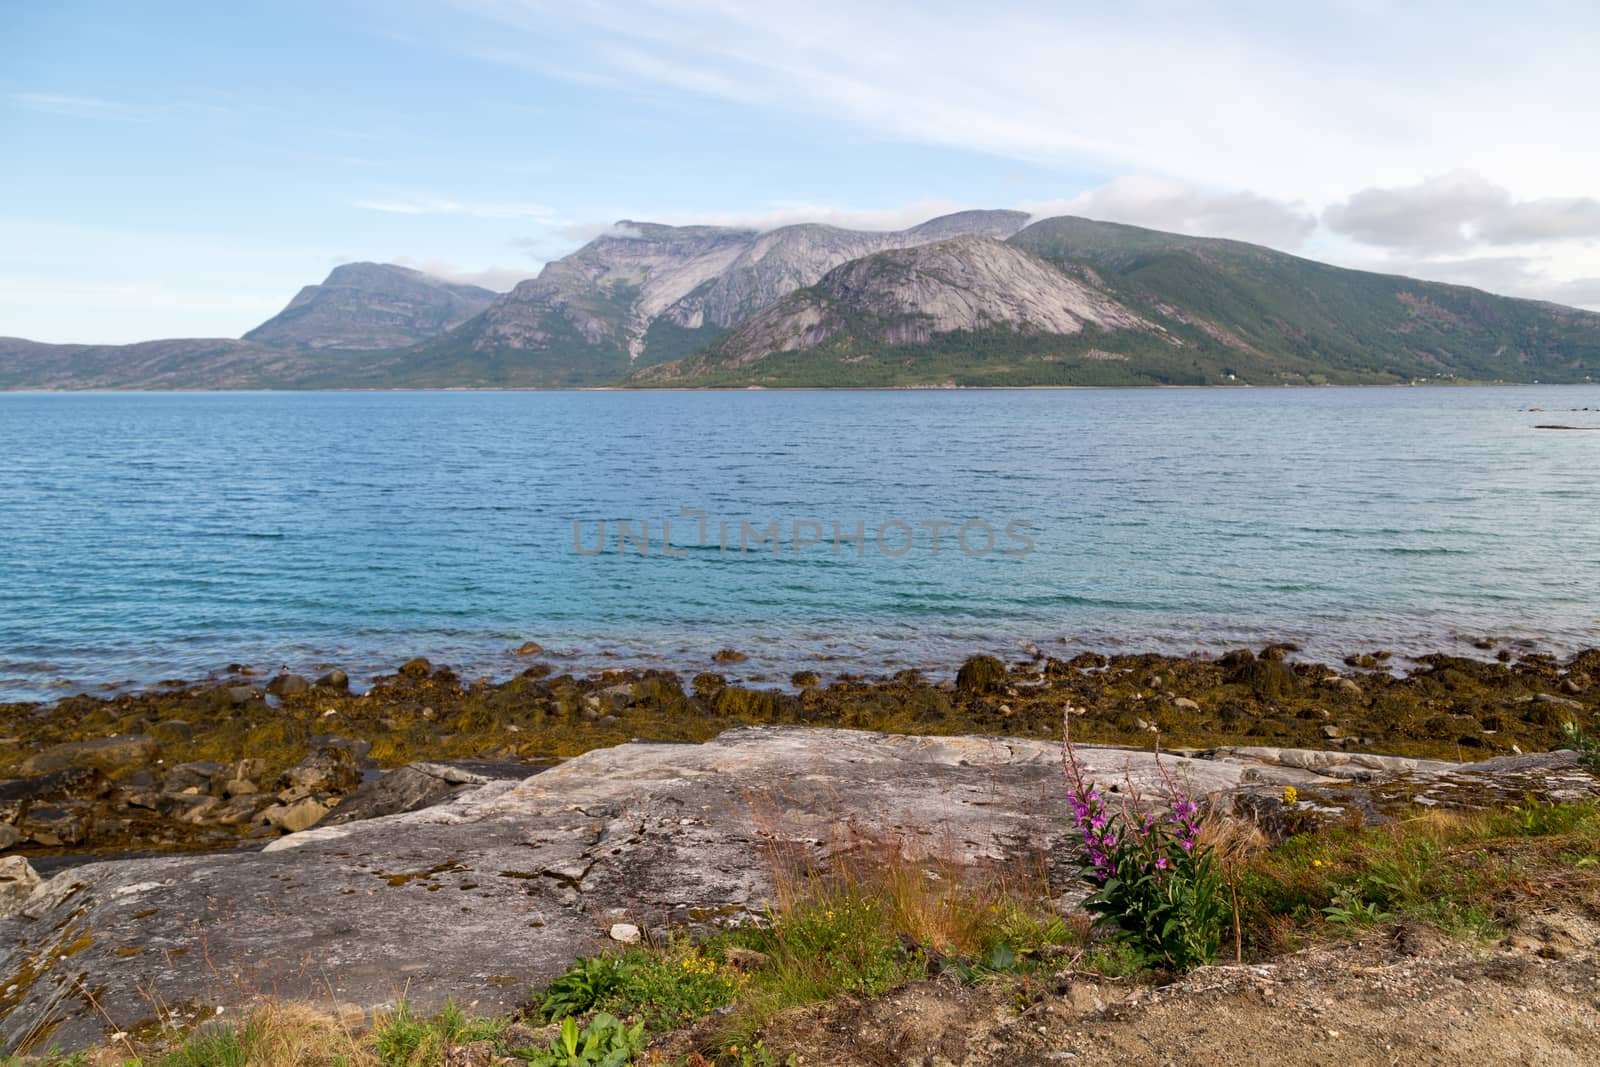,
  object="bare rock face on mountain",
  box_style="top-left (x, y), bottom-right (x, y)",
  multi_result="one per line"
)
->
top-left (447, 210), bottom-right (1034, 369)
top-left (903, 208), bottom-right (1032, 242)
top-left (462, 223), bottom-right (756, 365)
top-left (10, 207), bottom-right (1598, 390)
top-left (659, 235), bottom-right (1152, 373)
top-left (680, 224), bottom-right (903, 330)
top-left (674, 211), bottom-right (1032, 329)
top-left (244, 263), bottom-right (499, 350)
